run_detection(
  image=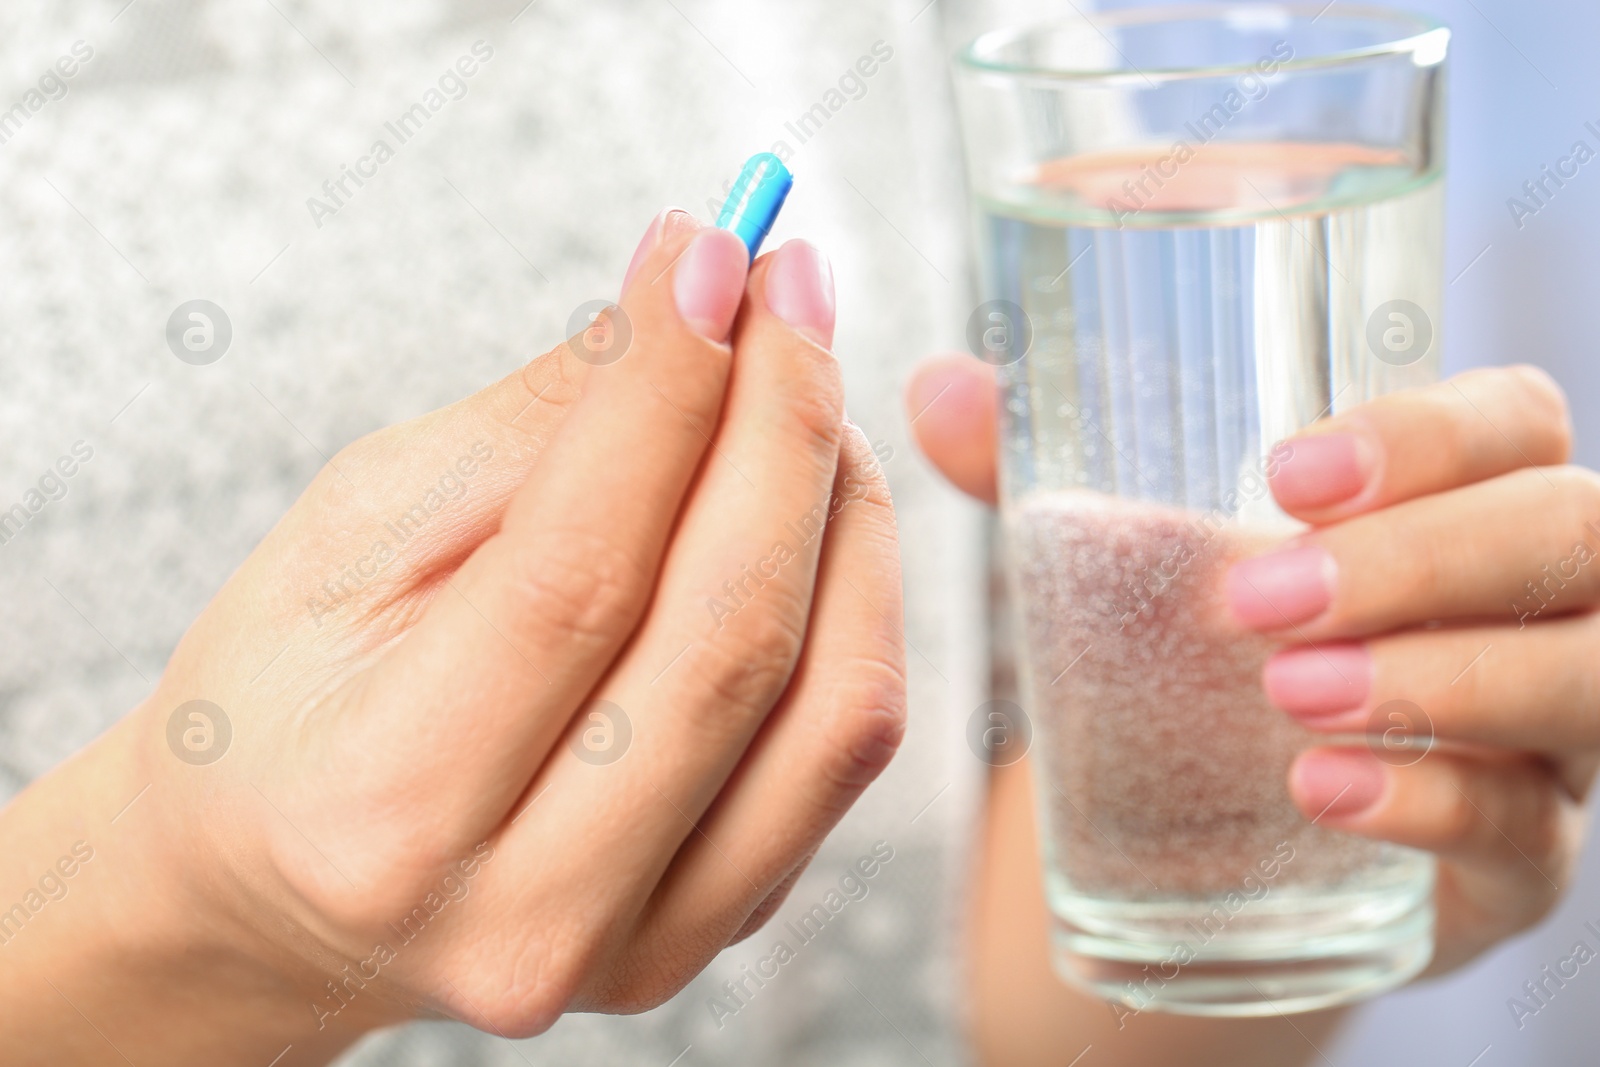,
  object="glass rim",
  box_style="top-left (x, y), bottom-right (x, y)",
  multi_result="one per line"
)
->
top-left (956, 3), bottom-right (1449, 85)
